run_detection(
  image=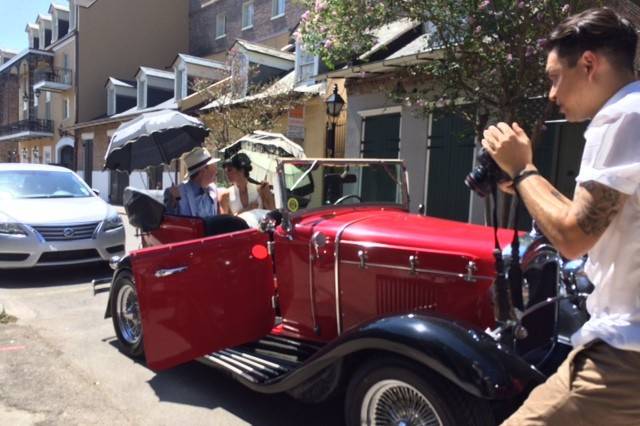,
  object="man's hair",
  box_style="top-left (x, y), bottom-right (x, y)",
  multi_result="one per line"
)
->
top-left (545, 7), bottom-right (638, 71)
